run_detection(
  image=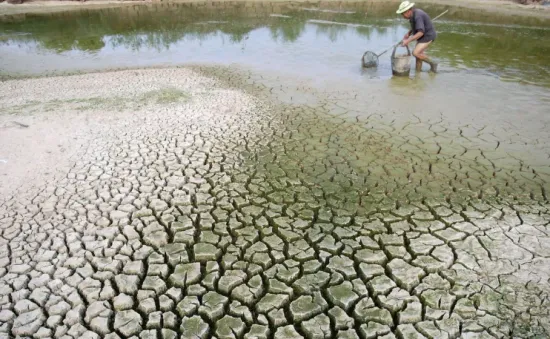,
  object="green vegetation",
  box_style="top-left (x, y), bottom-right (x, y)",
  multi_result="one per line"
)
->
top-left (1, 87), bottom-right (191, 115)
top-left (141, 88), bottom-right (190, 105)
